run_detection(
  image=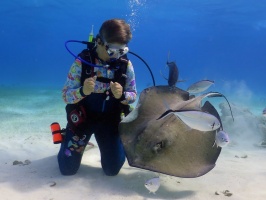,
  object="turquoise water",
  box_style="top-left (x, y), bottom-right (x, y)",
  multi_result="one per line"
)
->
top-left (1, 2), bottom-right (266, 199)
top-left (0, 0), bottom-right (266, 122)
top-left (0, 0), bottom-right (266, 115)
top-left (1, 0), bottom-right (265, 87)
top-left (1, 0), bottom-right (265, 122)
